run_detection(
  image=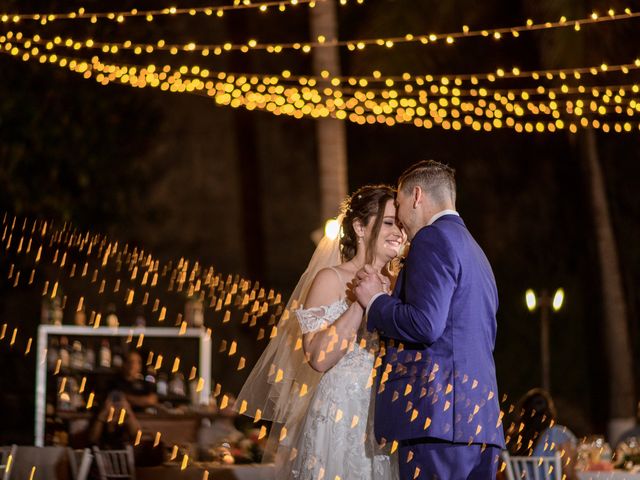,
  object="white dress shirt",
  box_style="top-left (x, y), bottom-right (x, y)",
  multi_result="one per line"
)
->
top-left (365, 209), bottom-right (459, 316)
top-left (427, 209), bottom-right (459, 225)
